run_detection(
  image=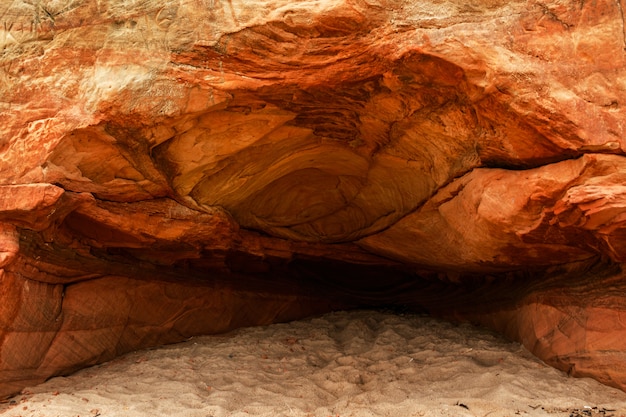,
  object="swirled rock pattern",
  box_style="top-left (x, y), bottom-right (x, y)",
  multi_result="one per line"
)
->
top-left (2, 0), bottom-right (626, 397)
